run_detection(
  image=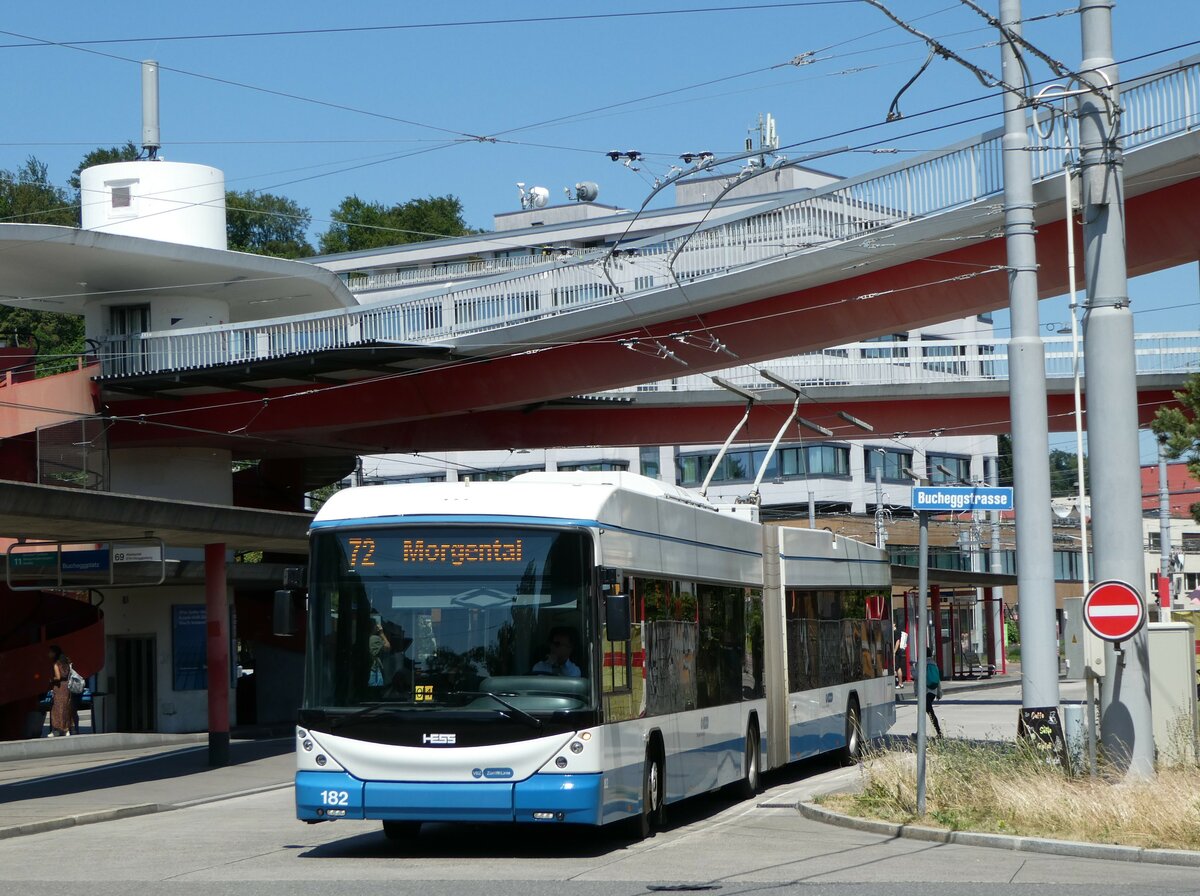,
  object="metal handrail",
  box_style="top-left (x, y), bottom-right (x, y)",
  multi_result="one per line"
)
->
top-left (100, 56), bottom-right (1200, 379)
top-left (586, 333), bottom-right (1200, 395)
